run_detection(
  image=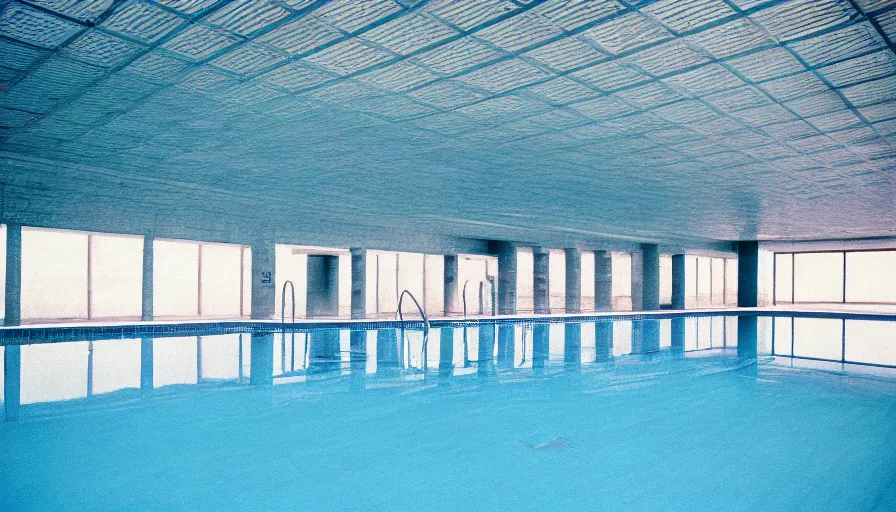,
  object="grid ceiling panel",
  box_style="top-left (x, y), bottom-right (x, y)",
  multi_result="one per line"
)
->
top-left (3, 0), bottom-right (896, 242)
